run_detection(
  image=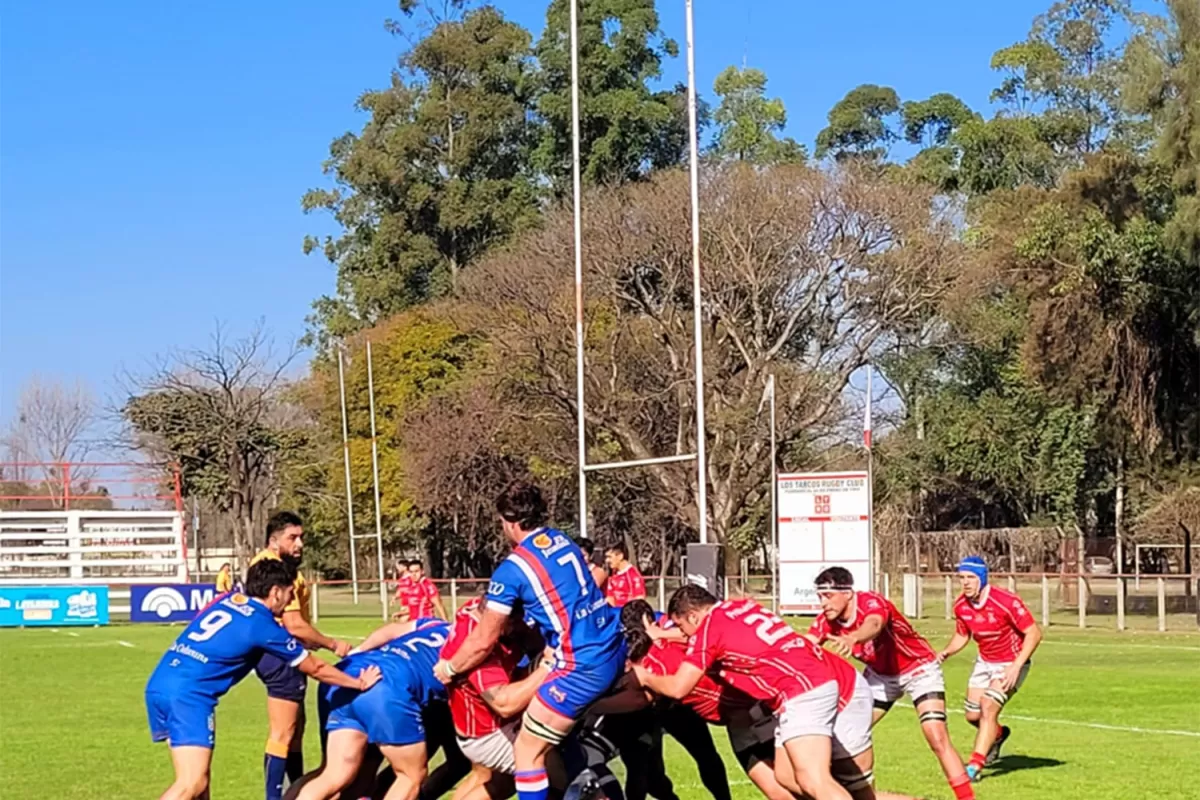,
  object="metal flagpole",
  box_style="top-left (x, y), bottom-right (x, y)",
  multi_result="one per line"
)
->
top-left (366, 342), bottom-right (388, 620)
top-left (865, 367), bottom-right (876, 592)
top-left (337, 348), bottom-right (359, 603)
top-left (768, 374), bottom-right (778, 612)
top-left (569, 0), bottom-right (589, 540)
top-left (685, 0), bottom-right (709, 544)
